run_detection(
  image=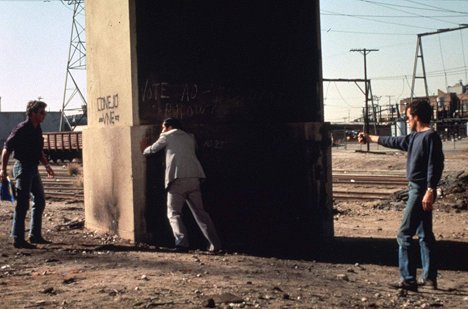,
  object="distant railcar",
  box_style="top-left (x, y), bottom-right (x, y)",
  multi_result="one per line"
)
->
top-left (43, 131), bottom-right (82, 162)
